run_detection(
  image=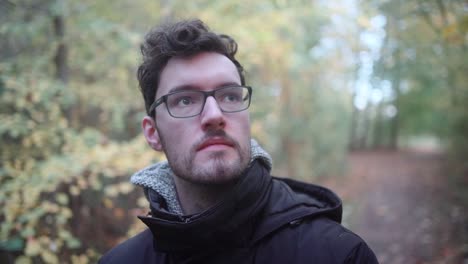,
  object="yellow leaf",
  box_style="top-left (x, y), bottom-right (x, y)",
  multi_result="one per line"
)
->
top-left (137, 196), bottom-right (148, 208)
top-left (60, 208), bottom-right (73, 219)
top-left (41, 250), bottom-right (59, 264)
top-left (15, 256), bottom-right (32, 264)
top-left (56, 193), bottom-right (68, 205)
top-left (103, 197), bottom-right (114, 208)
top-left (71, 254), bottom-right (88, 264)
top-left (119, 182), bottom-right (134, 194)
top-left (104, 186), bottom-right (118, 197)
top-left (70, 186), bottom-right (80, 196)
top-left (24, 239), bottom-right (40, 256)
